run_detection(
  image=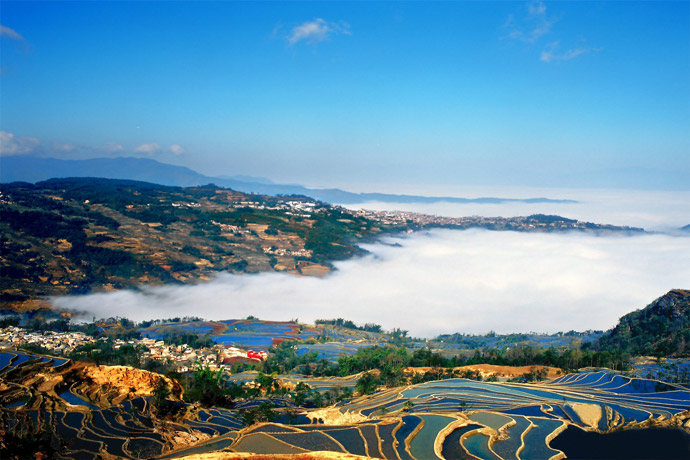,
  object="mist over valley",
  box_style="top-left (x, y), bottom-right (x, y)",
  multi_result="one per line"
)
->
top-left (53, 226), bottom-right (689, 338)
